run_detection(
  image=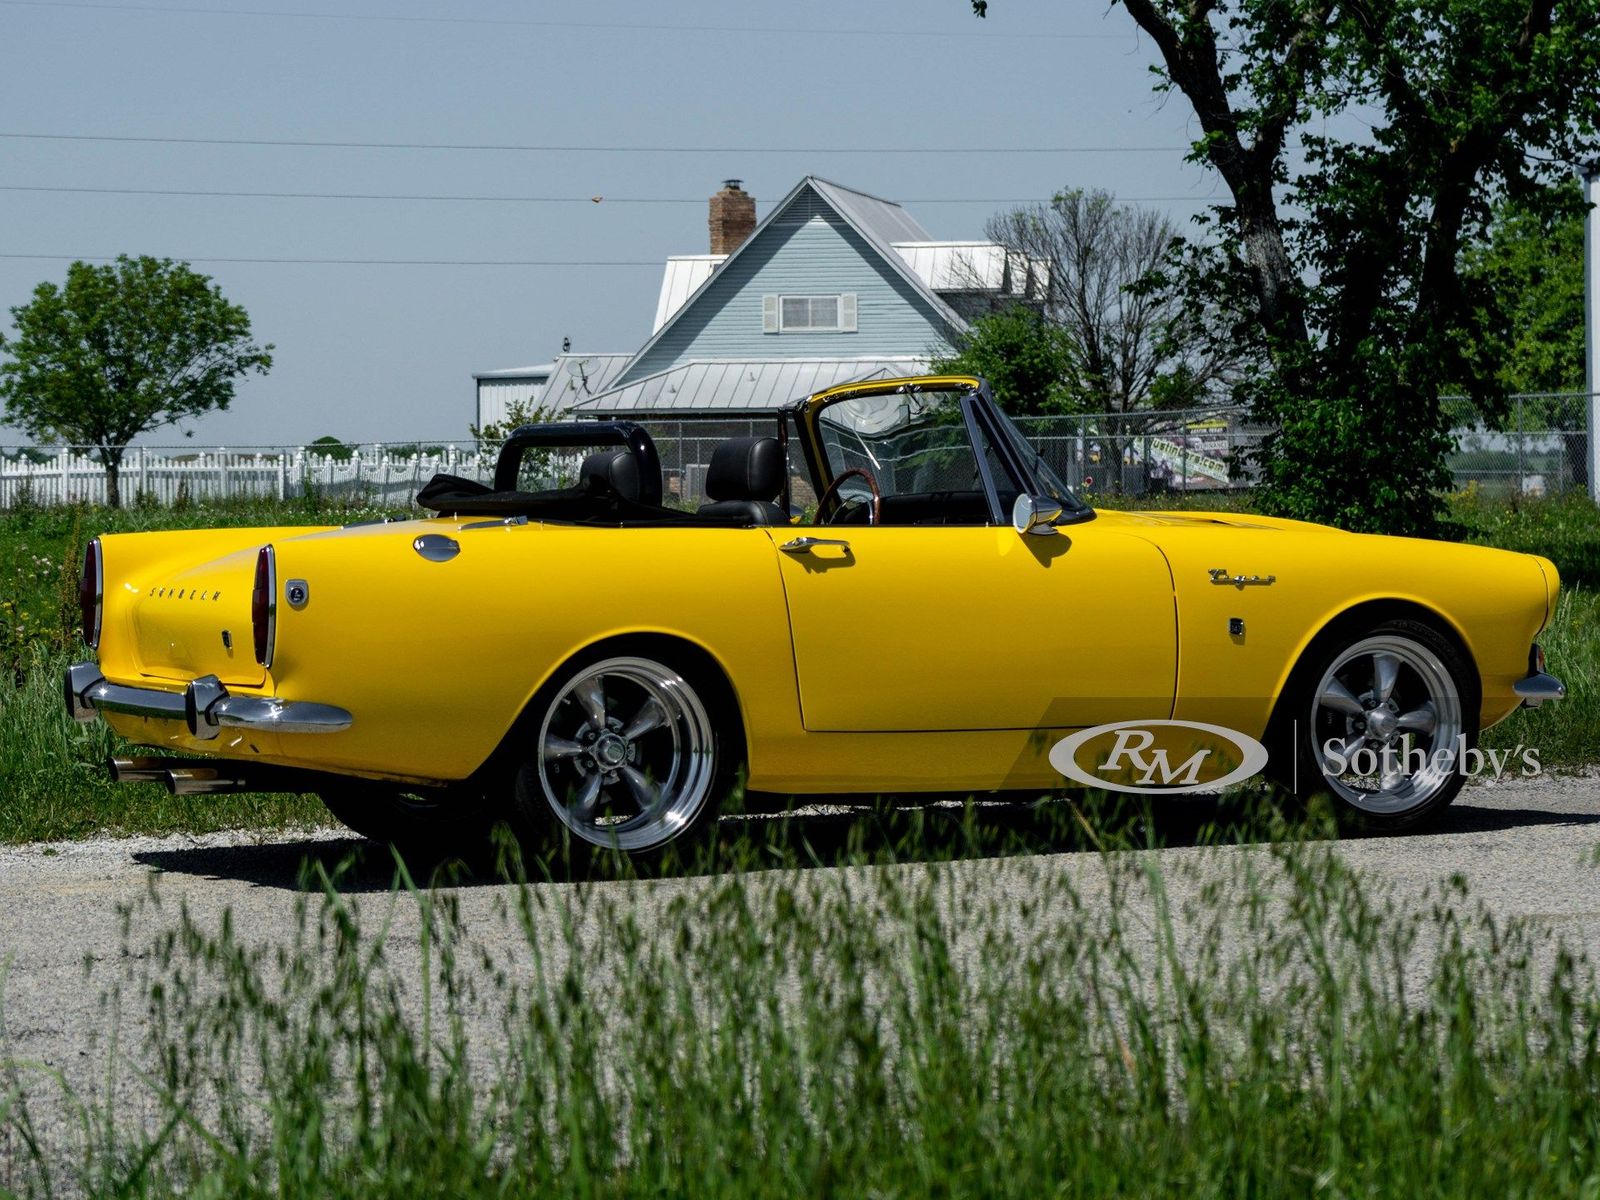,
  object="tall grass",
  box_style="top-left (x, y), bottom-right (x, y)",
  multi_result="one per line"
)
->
top-left (1481, 585), bottom-right (1600, 768)
top-left (3, 844), bottom-right (1598, 1196)
top-left (0, 643), bottom-right (328, 842)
